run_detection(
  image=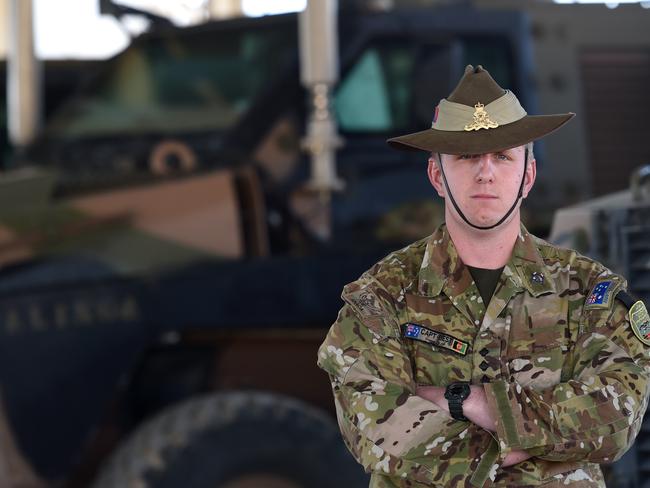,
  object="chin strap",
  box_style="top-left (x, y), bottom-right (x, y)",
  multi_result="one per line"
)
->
top-left (437, 148), bottom-right (528, 231)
